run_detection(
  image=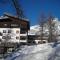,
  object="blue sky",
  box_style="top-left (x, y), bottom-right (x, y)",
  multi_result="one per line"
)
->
top-left (0, 0), bottom-right (60, 26)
